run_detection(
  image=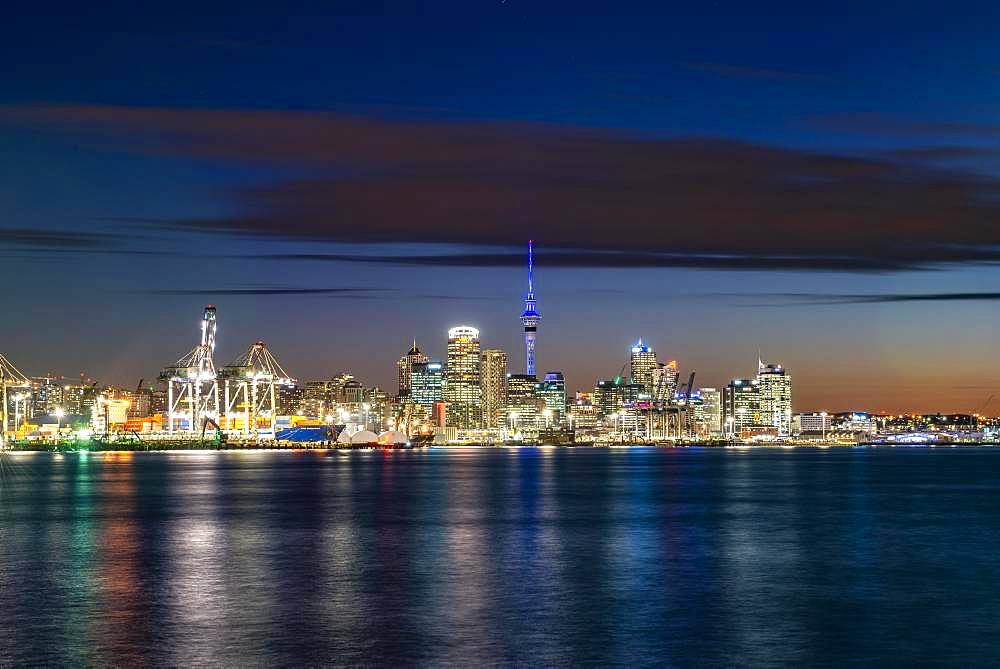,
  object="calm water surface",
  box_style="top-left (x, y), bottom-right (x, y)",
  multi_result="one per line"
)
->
top-left (1, 447), bottom-right (999, 666)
